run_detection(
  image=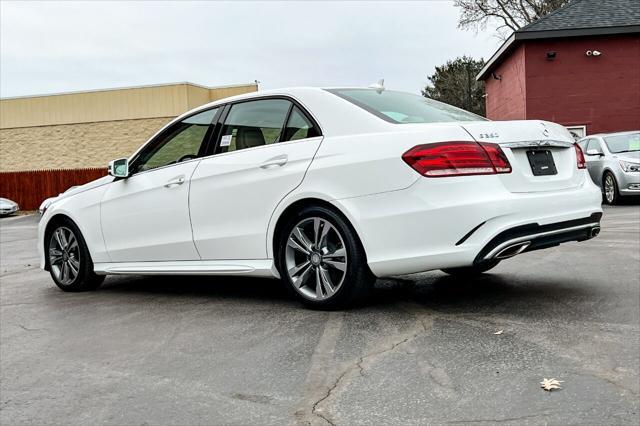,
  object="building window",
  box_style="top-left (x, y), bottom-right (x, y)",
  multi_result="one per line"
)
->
top-left (566, 125), bottom-right (587, 141)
